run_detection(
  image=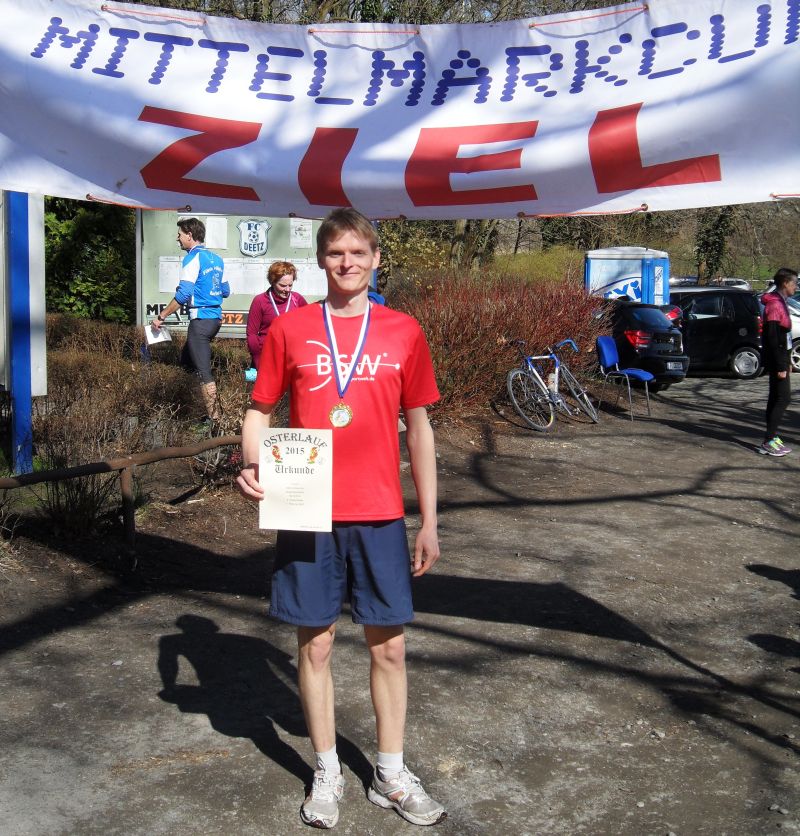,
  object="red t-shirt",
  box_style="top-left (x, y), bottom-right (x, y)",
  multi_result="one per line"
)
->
top-left (253, 302), bottom-right (439, 521)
